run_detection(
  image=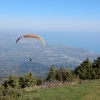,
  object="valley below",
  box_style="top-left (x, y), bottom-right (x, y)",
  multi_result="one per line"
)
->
top-left (0, 34), bottom-right (100, 77)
